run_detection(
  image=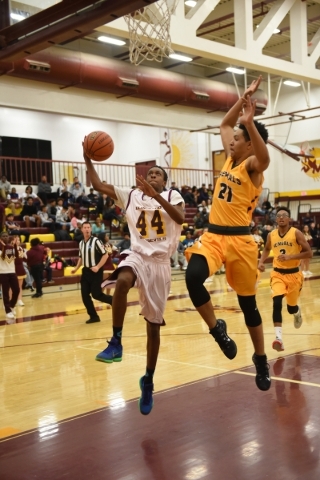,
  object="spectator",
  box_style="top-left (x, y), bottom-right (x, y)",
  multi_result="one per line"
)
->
top-left (7, 188), bottom-right (22, 215)
top-left (73, 220), bottom-right (84, 243)
top-left (70, 182), bottom-right (89, 206)
top-left (87, 188), bottom-right (99, 207)
top-left (20, 185), bottom-right (43, 206)
top-left (0, 175), bottom-right (11, 200)
top-left (96, 193), bottom-right (110, 216)
top-left (182, 231), bottom-right (195, 249)
top-left (102, 198), bottom-right (122, 225)
top-left (71, 176), bottom-right (84, 191)
top-left (116, 233), bottom-right (131, 253)
top-left (38, 205), bottom-right (55, 232)
top-left (38, 175), bottom-right (58, 204)
top-left (199, 207), bottom-right (209, 226)
top-left (20, 197), bottom-right (41, 228)
top-left (66, 206), bottom-right (78, 232)
top-left (170, 182), bottom-right (181, 193)
top-left (0, 232), bottom-right (19, 320)
top-left (183, 187), bottom-right (197, 207)
top-left (0, 203), bottom-right (4, 231)
top-left (198, 187), bottom-right (209, 205)
top-left (5, 213), bottom-right (30, 241)
top-left (57, 178), bottom-right (74, 206)
top-left (302, 212), bottom-right (313, 226)
top-left (193, 211), bottom-right (204, 230)
top-left (171, 241), bottom-right (186, 269)
top-left (56, 206), bottom-right (71, 229)
top-left (47, 199), bottom-right (57, 220)
top-left (27, 237), bottom-right (45, 298)
top-left (92, 217), bottom-right (105, 236)
top-left (310, 222), bottom-right (320, 251)
top-left (207, 183), bottom-right (213, 198)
